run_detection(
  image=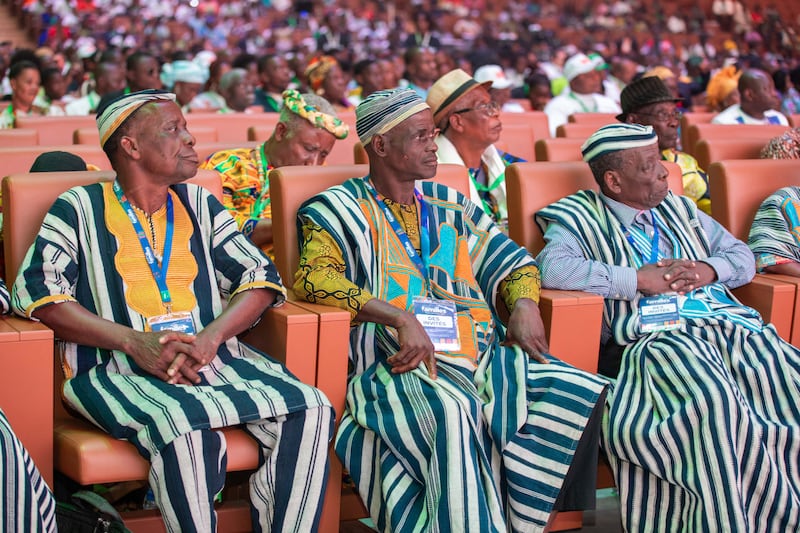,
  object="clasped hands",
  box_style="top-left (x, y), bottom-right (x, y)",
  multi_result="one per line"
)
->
top-left (387, 298), bottom-right (549, 379)
top-left (636, 258), bottom-right (716, 296)
top-left (130, 331), bottom-right (218, 385)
